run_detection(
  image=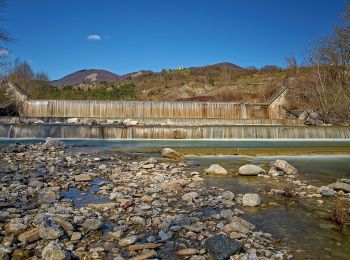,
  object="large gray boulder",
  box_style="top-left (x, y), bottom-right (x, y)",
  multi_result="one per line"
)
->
top-left (204, 164), bottom-right (228, 175)
top-left (204, 234), bottom-right (243, 260)
top-left (42, 241), bottom-right (71, 260)
top-left (161, 148), bottom-right (184, 160)
top-left (269, 159), bottom-right (298, 176)
top-left (242, 193), bottom-right (261, 207)
top-left (238, 165), bottom-right (265, 176)
top-left (328, 182), bottom-right (350, 193)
